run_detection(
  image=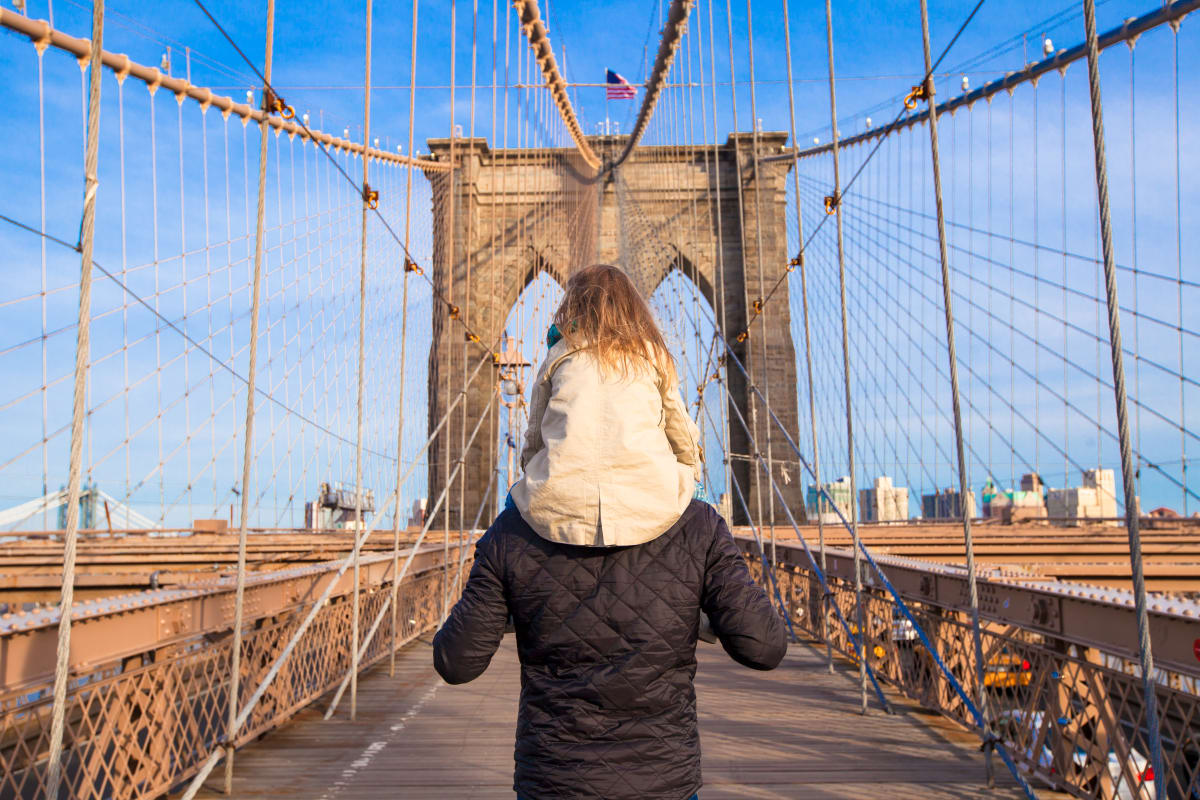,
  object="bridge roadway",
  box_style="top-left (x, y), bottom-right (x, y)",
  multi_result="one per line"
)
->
top-left (4, 519), bottom-right (1197, 605)
top-left (186, 634), bottom-right (1043, 799)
